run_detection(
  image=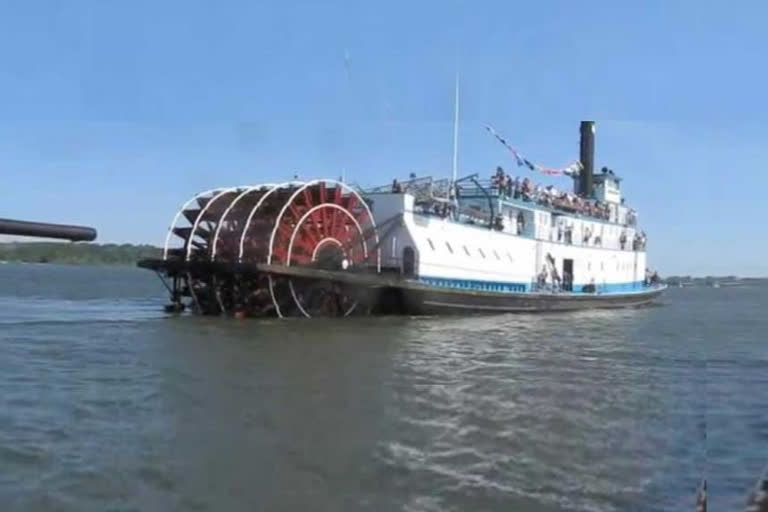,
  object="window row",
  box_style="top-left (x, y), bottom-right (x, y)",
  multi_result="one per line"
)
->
top-left (587, 261), bottom-right (634, 271)
top-left (426, 238), bottom-right (514, 263)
